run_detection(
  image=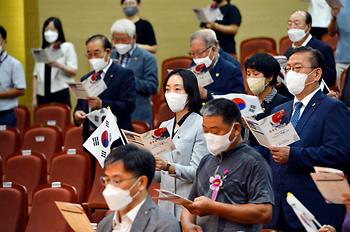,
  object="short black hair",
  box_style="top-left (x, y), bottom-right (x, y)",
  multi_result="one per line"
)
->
top-left (121, 0), bottom-right (140, 4)
top-left (0, 26), bottom-right (7, 40)
top-left (85, 34), bottom-right (112, 50)
top-left (245, 53), bottom-right (281, 86)
top-left (305, 11), bottom-right (312, 25)
top-left (163, 69), bottom-right (202, 113)
top-left (290, 46), bottom-right (325, 71)
top-left (201, 98), bottom-right (241, 126)
top-left (41, 17), bottom-right (66, 49)
top-left (104, 144), bottom-right (155, 188)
